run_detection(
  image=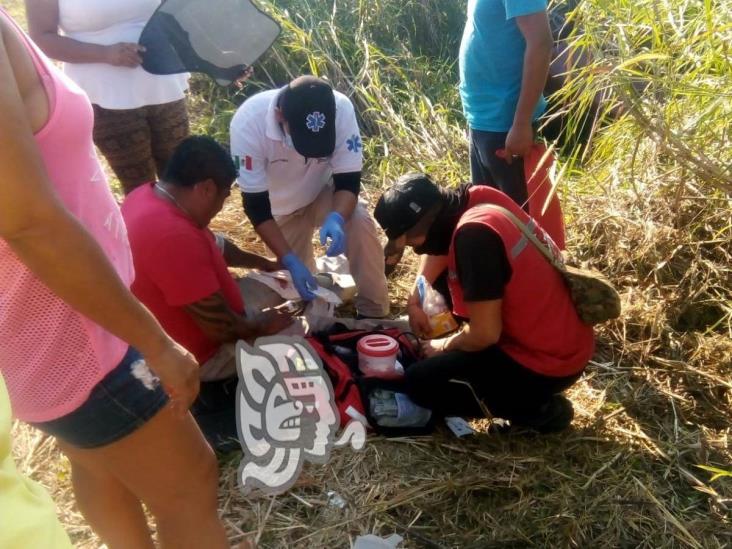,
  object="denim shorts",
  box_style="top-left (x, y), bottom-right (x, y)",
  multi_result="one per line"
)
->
top-left (32, 347), bottom-right (169, 449)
